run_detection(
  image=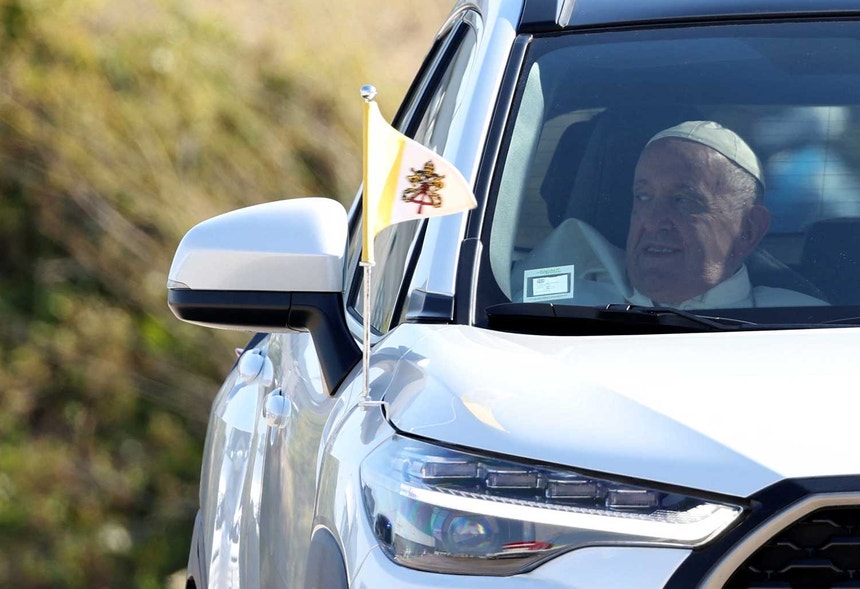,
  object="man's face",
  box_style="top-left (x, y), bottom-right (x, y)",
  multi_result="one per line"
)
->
top-left (626, 138), bottom-right (753, 304)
